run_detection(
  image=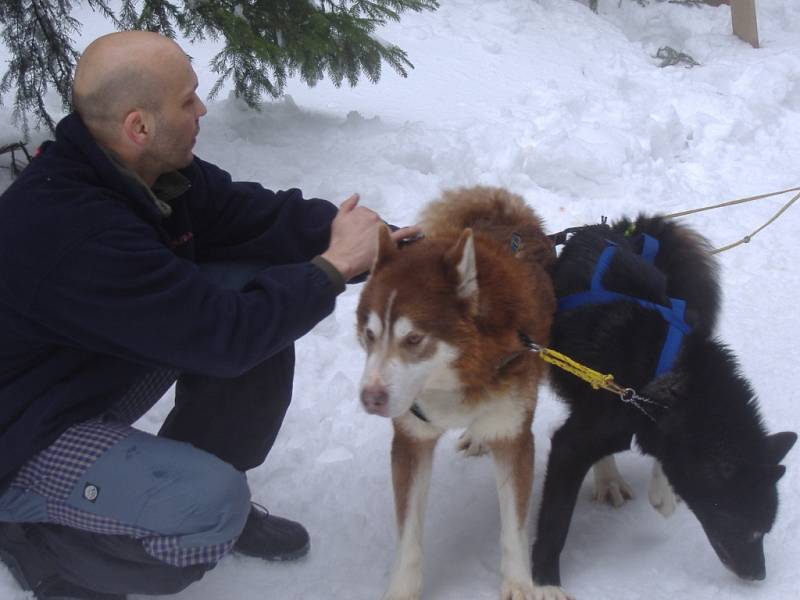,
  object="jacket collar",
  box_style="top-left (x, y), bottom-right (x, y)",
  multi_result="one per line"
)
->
top-left (54, 113), bottom-right (189, 221)
top-left (99, 146), bottom-right (190, 218)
